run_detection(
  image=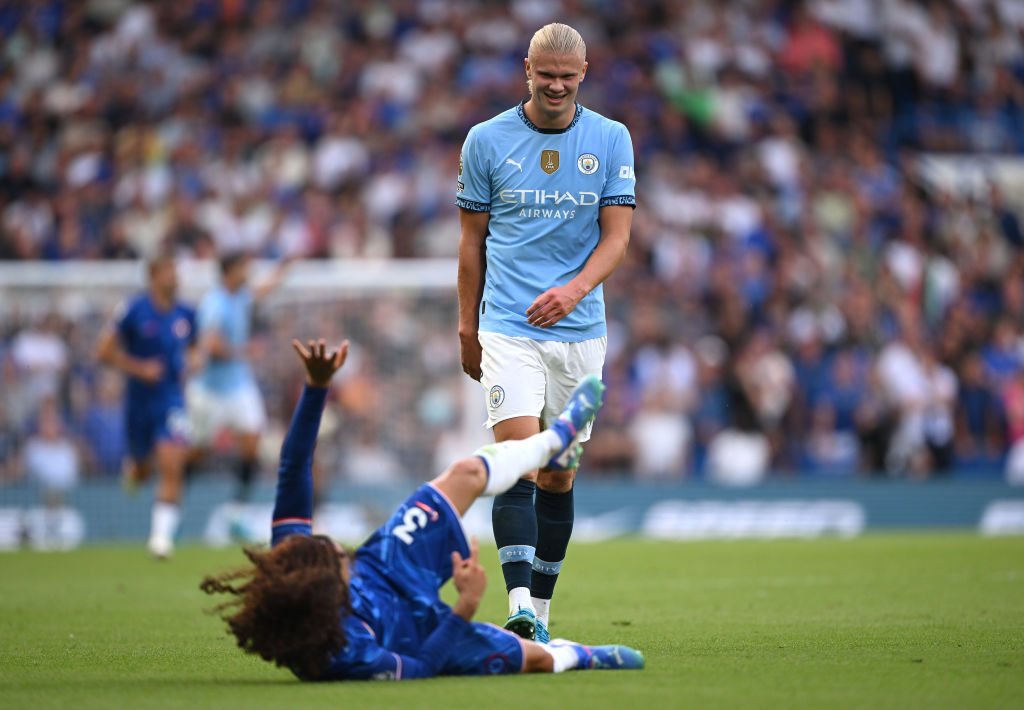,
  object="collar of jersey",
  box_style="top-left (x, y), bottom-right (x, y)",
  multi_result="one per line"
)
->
top-left (516, 101), bottom-right (583, 134)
